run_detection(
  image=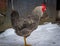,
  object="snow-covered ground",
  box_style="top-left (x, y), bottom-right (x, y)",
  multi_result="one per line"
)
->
top-left (0, 23), bottom-right (60, 46)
